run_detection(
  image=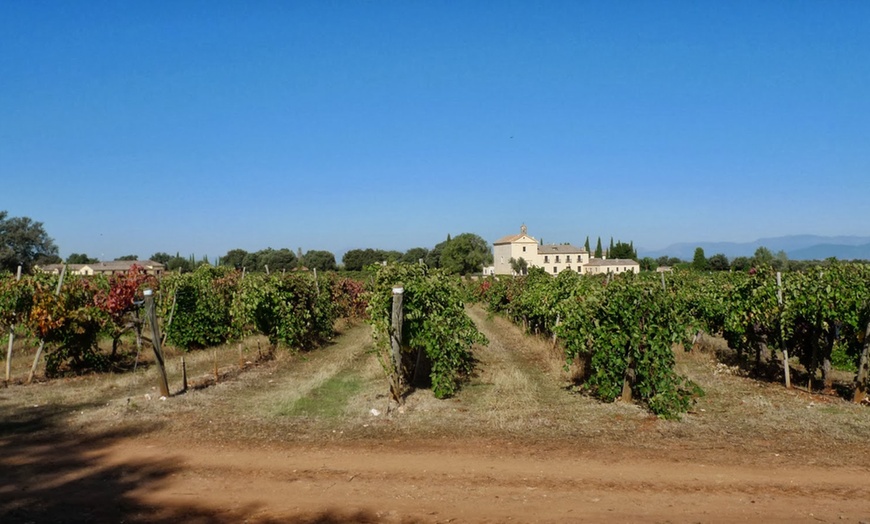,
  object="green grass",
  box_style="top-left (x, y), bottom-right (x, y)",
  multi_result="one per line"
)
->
top-left (276, 371), bottom-right (363, 418)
